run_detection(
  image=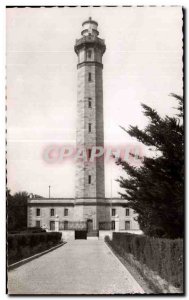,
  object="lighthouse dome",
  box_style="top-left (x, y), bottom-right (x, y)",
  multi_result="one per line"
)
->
top-left (81, 17), bottom-right (99, 37)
